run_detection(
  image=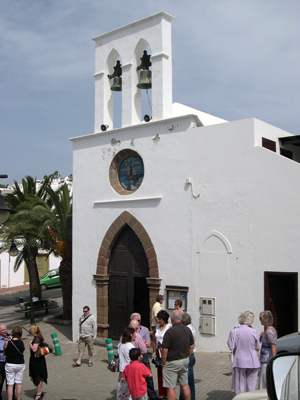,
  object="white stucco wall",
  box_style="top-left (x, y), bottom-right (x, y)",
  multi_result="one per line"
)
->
top-left (72, 115), bottom-right (300, 350)
top-left (0, 251), bottom-right (61, 290)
